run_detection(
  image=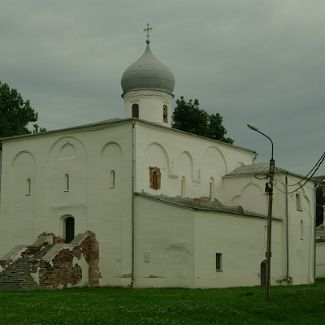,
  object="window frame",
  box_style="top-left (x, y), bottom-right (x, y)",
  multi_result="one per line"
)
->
top-left (64, 173), bottom-right (70, 192)
top-left (110, 170), bottom-right (116, 189)
top-left (216, 253), bottom-right (223, 272)
top-left (132, 103), bottom-right (139, 118)
top-left (163, 105), bottom-right (168, 123)
top-left (296, 193), bottom-right (302, 211)
top-left (26, 178), bottom-right (31, 196)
